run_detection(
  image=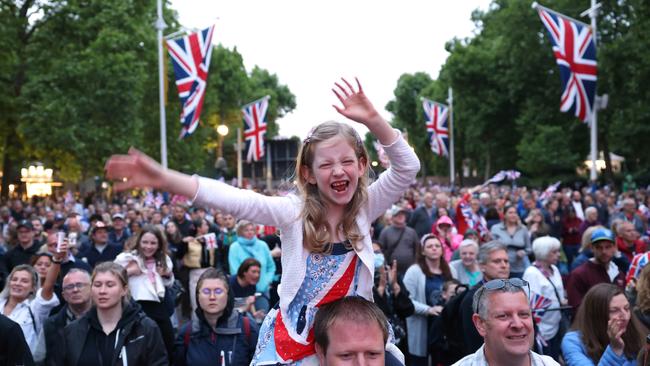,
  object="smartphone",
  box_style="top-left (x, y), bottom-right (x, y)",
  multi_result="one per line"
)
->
top-left (68, 232), bottom-right (77, 248)
top-left (56, 231), bottom-right (66, 253)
